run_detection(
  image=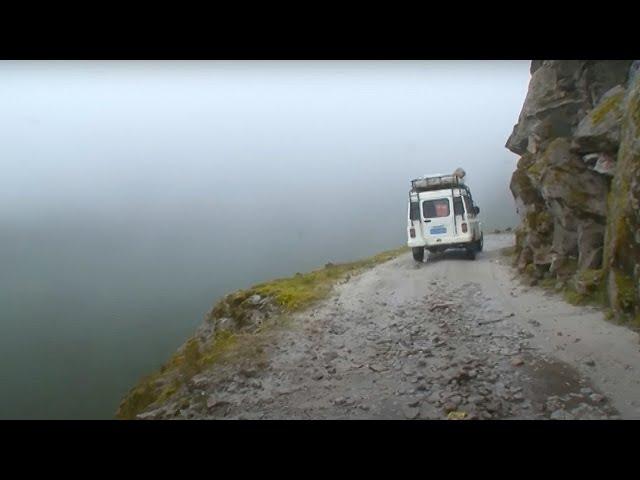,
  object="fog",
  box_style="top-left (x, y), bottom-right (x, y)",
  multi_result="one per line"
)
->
top-left (0, 61), bottom-right (530, 418)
